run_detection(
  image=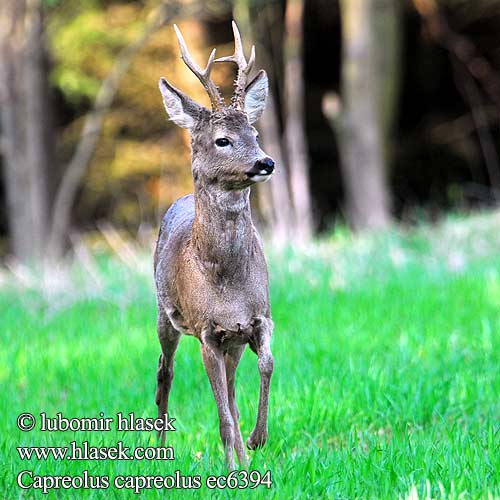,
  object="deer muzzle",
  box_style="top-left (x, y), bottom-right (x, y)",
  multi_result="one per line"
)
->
top-left (246, 158), bottom-right (275, 182)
